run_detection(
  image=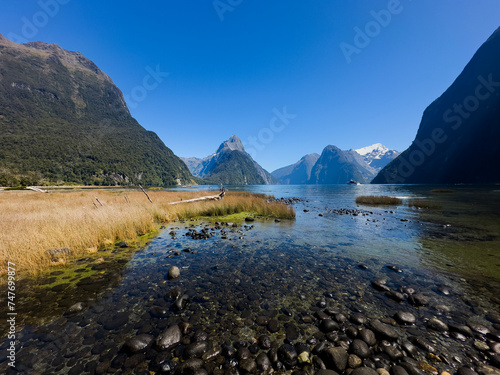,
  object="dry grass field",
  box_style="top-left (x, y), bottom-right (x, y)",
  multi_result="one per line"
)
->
top-left (355, 195), bottom-right (403, 206)
top-left (0, 189), bottom-right (294, 277)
